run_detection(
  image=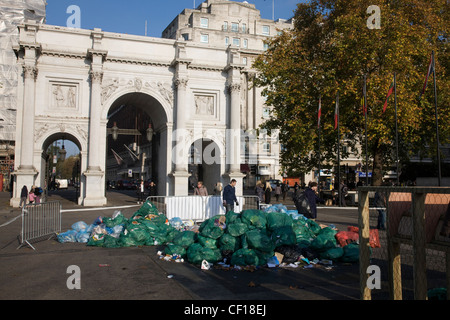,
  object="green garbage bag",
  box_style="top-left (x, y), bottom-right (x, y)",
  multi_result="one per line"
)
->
top-left (427, 288), bottom-right (447, 300)
top-left (135, 200), bottom-right (159, 216)
top-left (319, 247), bottom-right (344, 260)
top-left (87, 233), bottom-right (105, 247)
top-left (306, 219), bottom-right (322, 235)
top-left (271, 226), bottom-right (297, 247)
top-left (199, 215), bottom-right (226, 239)
top-left (266, 211), bottom-right (293, 231)
top-left (292, 219), bottom-right (315, 244)
top-left (341, 243), bottom-right (360, 263)
top-left (173, 230), bottom-right (197, 248)
top-left (186, 243), bottom-right (222, 265)
top-left (255, 250), bottom-right (274, 266)
top-left (164, 243), bottom-right (187, 257)
top-left (310, 227), bottom-right (337, 252)
top-left (128, 225), bottom-right (151, 244)
top-left (245, 229), bottom-right (274, 253)
top-left (197, 234), bottom-right (218, 249)
top-left (230, 248), bottom-right (260, 266)
top-left (225, 211), bottom-right (241, 224)
top-left (227, 222), bottom-right (248, 237)
top-left (102, 234), bottom-right (121, 248)
top-left (103, 211), bottom-right (127, 228)
top-left (218, 233), bottom-right (240, 253)
top-left (241, 209), bottom-right (267, 229)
